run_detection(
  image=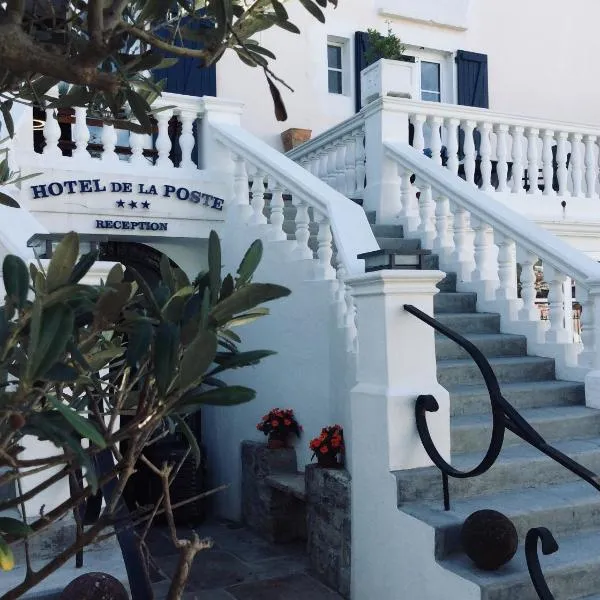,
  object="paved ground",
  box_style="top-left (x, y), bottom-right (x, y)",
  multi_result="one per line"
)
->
top-left (146, 519), bottom-right (343, 599)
